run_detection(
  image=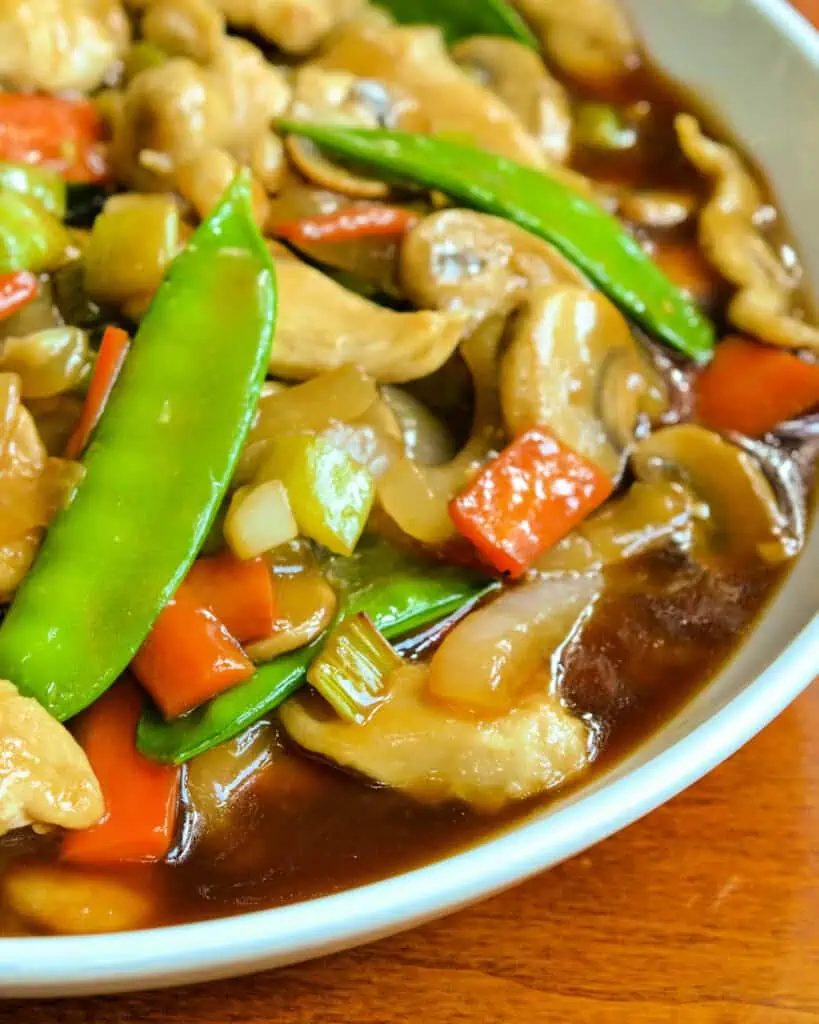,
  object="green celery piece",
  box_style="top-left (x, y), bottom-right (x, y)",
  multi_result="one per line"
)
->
top-left (0, 191), bottom-right (71, 274)
top-left (0, 161), bottom-right (67, 219)
top-left (0, 173), bottom-right (276, 720)
top-left (137, 539), bottom-right (496, 764)
top-left (372, 0), bottom-right (538, 47)
top-left (278, 122), bottom-right (716, 363)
